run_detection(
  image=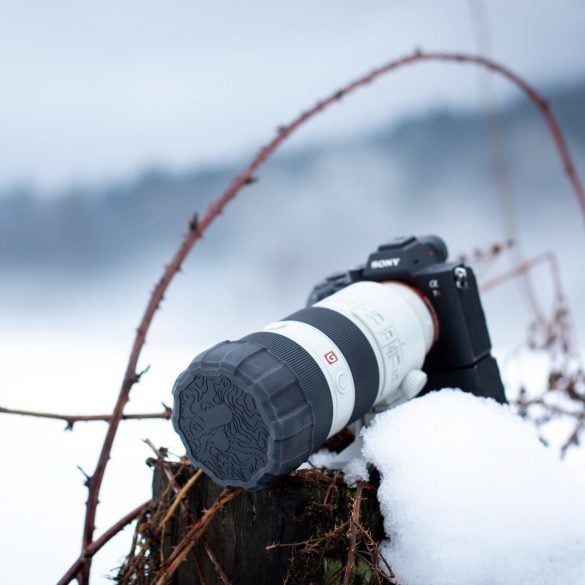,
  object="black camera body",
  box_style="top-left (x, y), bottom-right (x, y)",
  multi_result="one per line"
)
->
top-left (308, 235), bottom-right (506, 404)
